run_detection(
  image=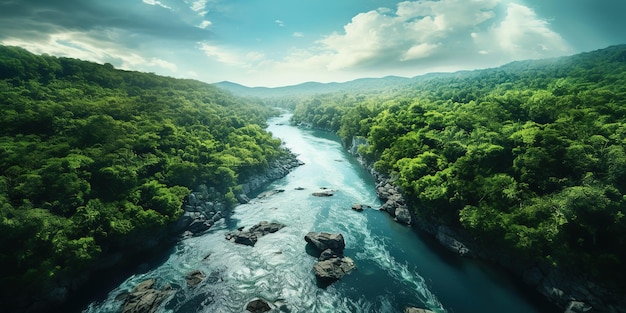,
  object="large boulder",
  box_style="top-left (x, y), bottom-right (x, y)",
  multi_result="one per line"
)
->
top-left (318, 248), bottom-right (340, 261)
top-left (232, 232), bottom-right (258, 246)
top-left (305, 232), bottom-right (355, 285)
top-left (175, 212), bottom-right (212, 236)
top-left (187, 218), bottom-right (212, 235)
top-left (248, 221), bottom-right (286, 236)
top-left (394, 206), bottom-right (412, 225)
top-left (226, 221), bottom-right (286, 246)
top-left (313, 257), bottom-right (356, 284)
top-left (304, 232), bottom-right (345, 254)
top-left (121, 279), bottom-right (173, 313)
